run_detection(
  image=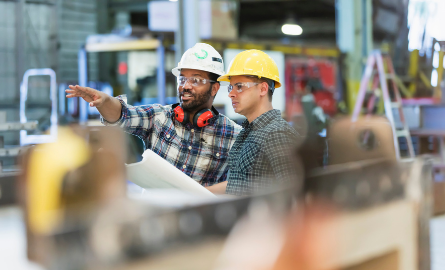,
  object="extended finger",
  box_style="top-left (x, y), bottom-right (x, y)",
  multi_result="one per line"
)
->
top-left (66, 94), bottom-right (79, 98)
top-left (76, 85), bottom-right (96, 95)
